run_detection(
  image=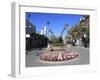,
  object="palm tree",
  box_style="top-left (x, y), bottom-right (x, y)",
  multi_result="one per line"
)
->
top-left (49, 29), bottom-right (54, 35)
top-left (61, 24), bottom-right (69, 37)
top-left (46, 21), bottom-right (50, 38)
top-left (46, 21), bottom-right (50, 26)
